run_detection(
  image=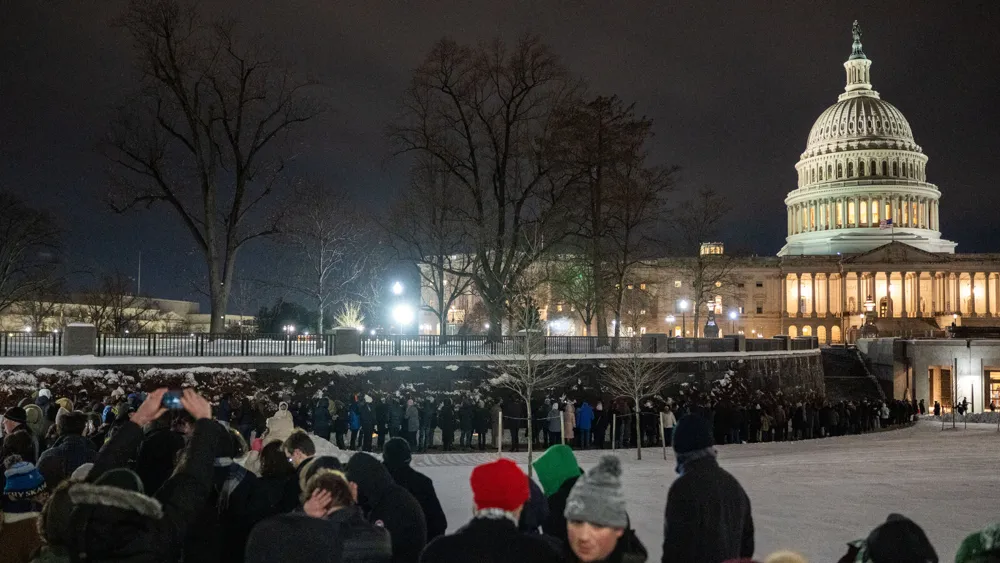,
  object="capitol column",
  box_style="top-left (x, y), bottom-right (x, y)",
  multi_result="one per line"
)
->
top-left (901, 272), bottom-right (907, 318)
top-left (986, 273), bottom-right (992, 317)
top-left (796, 274), bottom-right (803, 316)
top-left (810, 274), bottom-right (817, 317)
top-left (971, 273), bottom-right (978, 317)
top-left (915, 272), bottom-right (922, 317)
top-left (930, 273), bottom-right (937, 314)
top-left (825, 273), bottom-right (831, 317)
